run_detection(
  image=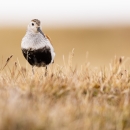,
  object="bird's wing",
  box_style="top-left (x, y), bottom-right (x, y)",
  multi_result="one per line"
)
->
top-left (45, 34), bottom-right (55, 63)
top-left (45, 34), bottom-right (53, 45)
